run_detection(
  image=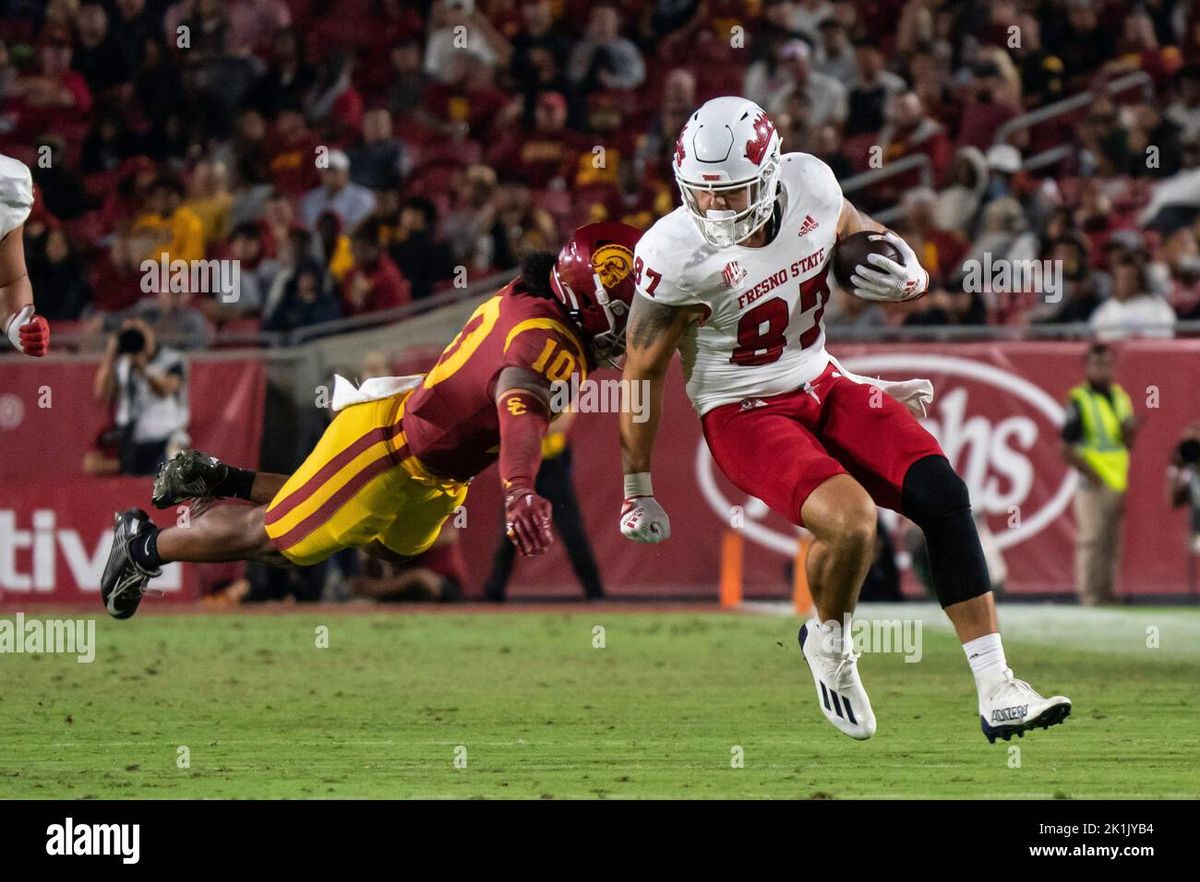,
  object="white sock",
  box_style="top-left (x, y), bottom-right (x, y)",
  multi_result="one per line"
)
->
top-left (963, 633), bottom-right (1008, 688)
